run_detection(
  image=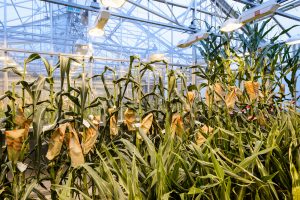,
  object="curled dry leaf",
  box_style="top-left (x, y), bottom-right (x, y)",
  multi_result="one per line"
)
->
top-left (171, 113), bottom-right (184, 137)
top-left (225, 87), bottom-right (238, 109)
top-left (206, 83), bottom-right (224, 105)
top-left (46, 123), bottom-right (68, 160)
top-left (124, 108), bottom-right (136, 131)
top-left (82, 125), bottom-right (98, 155)
top-left (91, 115), bottom-right (101, 129)
top-left (244, 81), bottom-right (259, 101)
top-left (4, 128), bottom-right (28, 164)
top-left (14, 107), bottom-right (26, 127)
top-left (94, 115), bottom-right (101, 124)
top-left (196, 125), bottom-right (214, 146)
top-left (140, 113), bottom-right (153, 135)
top-left (205, 88), bottom-right (213, 106)
top-left (108, 107), bottom-right (118, 137)
top-left (196, 133), bottom-right (206, 146)
top-left (68, 129), bottom-right (85, 168)
top-left (201, 125), bottom-right (214, 134)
